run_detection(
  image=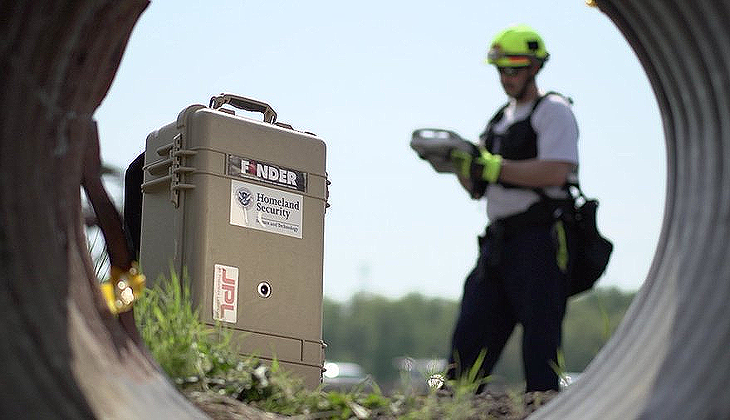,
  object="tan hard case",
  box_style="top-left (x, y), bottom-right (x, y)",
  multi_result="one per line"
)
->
top-left (139, 94), bottom-right (328, 388)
